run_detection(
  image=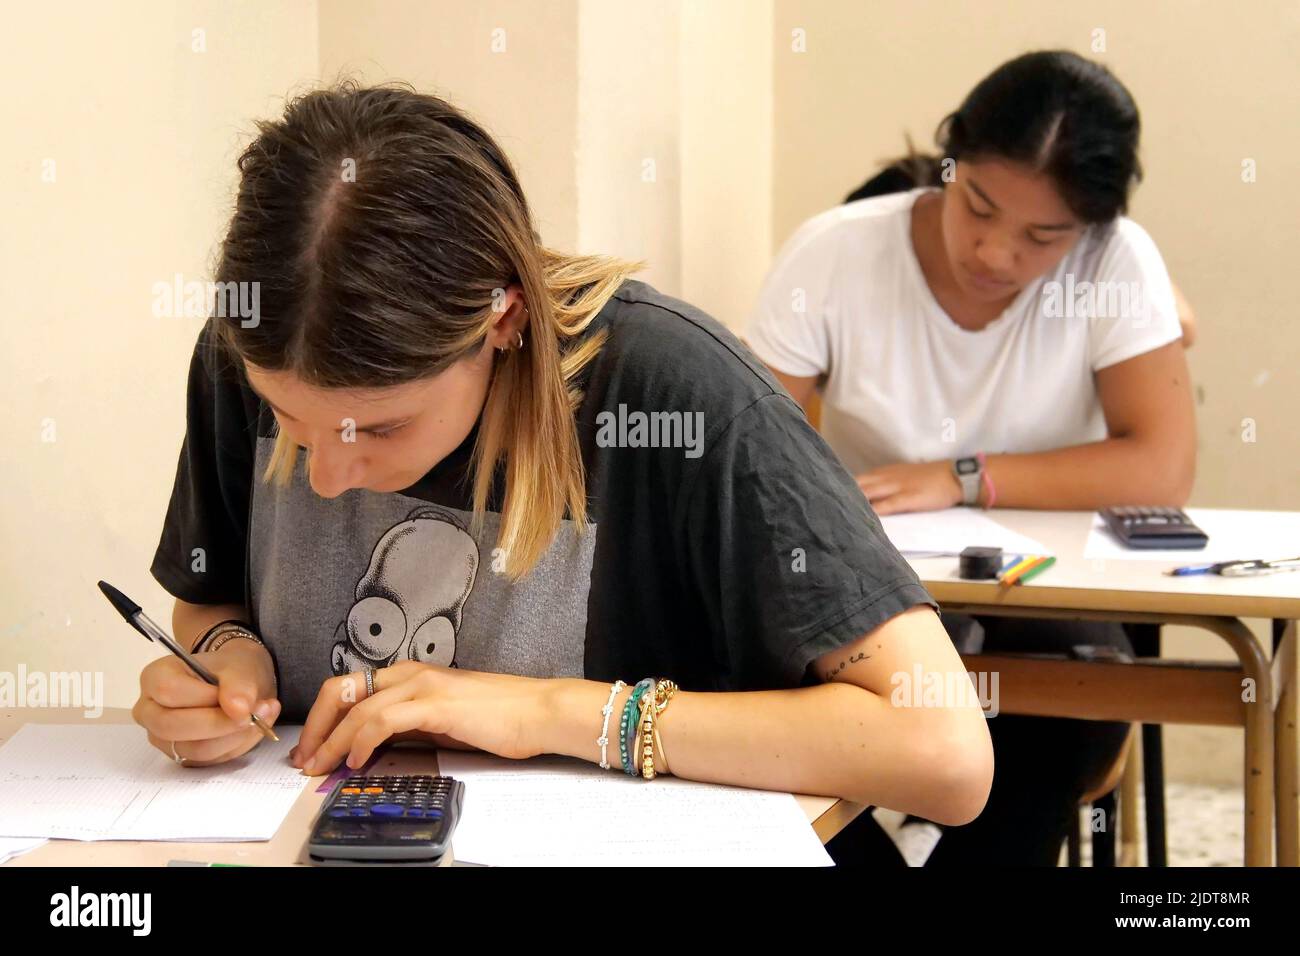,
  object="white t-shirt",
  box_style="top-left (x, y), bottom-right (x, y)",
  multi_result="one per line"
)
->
top-left (746, 187), bottom-right (1183, 476)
